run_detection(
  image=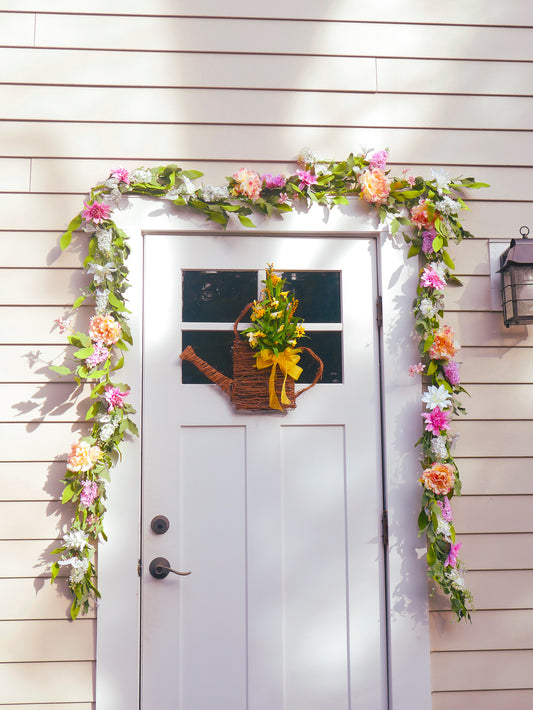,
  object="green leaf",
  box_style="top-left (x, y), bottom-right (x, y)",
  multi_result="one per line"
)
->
top-left (423, 335), bottom-right (434, 352)
top-left (238, 214), bottom-right (256, 228)
top-left (332, 195), bottom-right (349, 205)
top-left (49, 365), bottom-right (72, 376)
top-left (112, 356), bottom-right (125, 372)
top-left (442, 250), bottom-right (456, 270)
top-left (51, 561), bottom-right (60, 582)
top-left (60, 231), bottom-right (73, 250)
top-left (86, 369), bottom-right (106, 380)
top-left (73, 295), bottom-right (86, 309)
top-left (62, 484), bottom-right (75, 504)
top-left (180, 169), bottom-right (203, 180)
top-left (70, 600), bottom-right (81, 620)
top-left (108, 292), bottom-right (128, 312)
top-left (426, 360), bottom-right (437, 376)
top-left (426, 544), bottom-right (436, 566)
top-left (432, 235), bottom-right (444, 252)
top-left (390, 218), bottom-right (400, 235)
top-left (85, 402), bottom-right (100, 421)
top-left (74, 347), bottom-right (94, 360)
top-left (127, 419), bottom-right (139, 436)
top-left (68, 215), bottom-right (82, 232)
top-left (407, 244), bottom-right (421, 259)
